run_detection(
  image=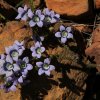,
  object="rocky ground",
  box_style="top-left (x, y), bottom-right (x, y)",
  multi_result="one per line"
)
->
top-left (0, 0), bottom-right (100, 100)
